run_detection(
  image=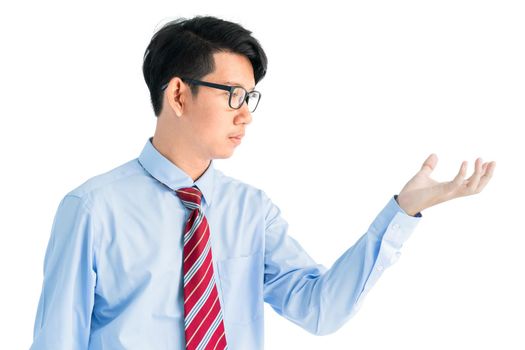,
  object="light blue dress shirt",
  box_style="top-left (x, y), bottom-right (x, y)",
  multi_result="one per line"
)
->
top-left (30, 137), bottom-right (422, 349)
